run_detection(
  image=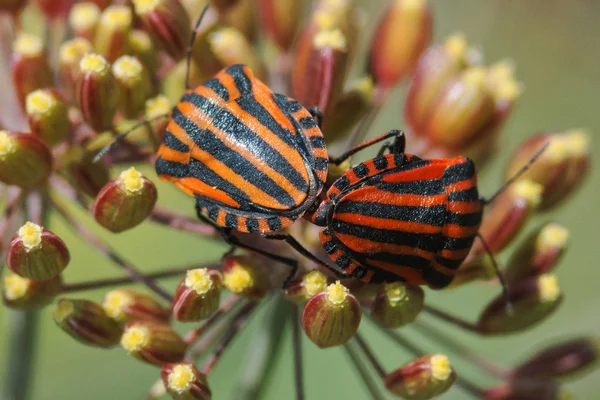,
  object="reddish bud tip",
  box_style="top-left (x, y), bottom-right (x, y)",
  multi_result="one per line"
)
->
top-left (25, 89), bottom-right (71, 146)
top-left (121, 321), bottom-right (187, 366)
top-left (222, 255), bottom-right (270, 300)
top-left (172, 268), bottom-right (222, 322)
top-left (103, 289), bottom-right (170, 325)
top-left (161, 363), bottom-right (212, 399)
top-left (384, 354), bottom-right (456, 399)
top-left (371, 282), bottom-right (424, 329)
top-left (3, 273), bottom-right (61, 309)
top-left (0, 130), bottom-right (53, 188)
